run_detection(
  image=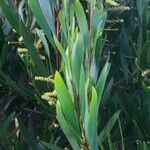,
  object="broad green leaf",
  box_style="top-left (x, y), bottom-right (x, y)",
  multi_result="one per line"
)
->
top-left (28, 0), bottom-right (55, 48)
top-left (96, 62), bottom-right (111, 104)
top-left (100, 78), bottom-right (113, 109)
top-left (39, 0), bottom-right (55, 33)
top-left (59, 10), bottom-right (67, 39)
top-left (61, 0), bottom-right (69, 25)
top-left (79, 65), bottom-right (86, 121)
top-left (72, 33), bottom-right (84, 91)
top-left (69, 4), bottom-right (75, 25)
top-left (83, 78), bottom-right (90, 132)
top-left (91, 31), bottom-right (103, 82)
top-left (91, 8), bottom-right (107, 82)
top-left (88, 87), bottom-right (99, 150)
top-left (53, 36), bottom-right (72, 78)
top-left (74, 0), bottom-right (88, 49)
top-left (54, 72), bottom-right (80, 136)
top-left (93, 8), bottom-right (107, 37)
top-left (93, 9), bottom-right (107, 51)
top-left (56, 102), bottom-right (80, 150)
top-left (53, 35), bottom-right (68, 66)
